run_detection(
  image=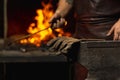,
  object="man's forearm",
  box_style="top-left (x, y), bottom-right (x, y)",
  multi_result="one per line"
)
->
top-left (55, 0), bottom-right (73, 17)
